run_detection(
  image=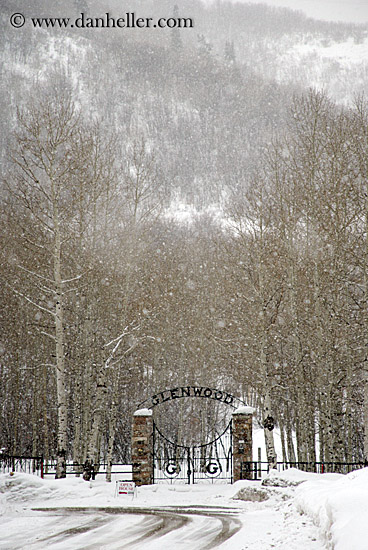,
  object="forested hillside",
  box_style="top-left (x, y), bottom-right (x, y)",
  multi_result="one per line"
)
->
top-left (1, 0), bottom-right (367, 476)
